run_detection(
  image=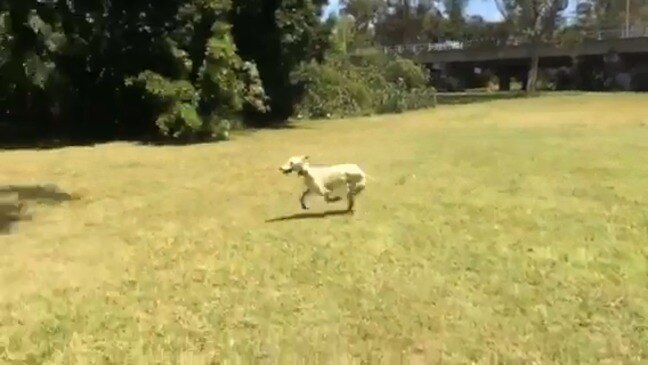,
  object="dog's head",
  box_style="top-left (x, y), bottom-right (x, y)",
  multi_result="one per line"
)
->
top-left (279, 155), bottom-right (309, 175)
